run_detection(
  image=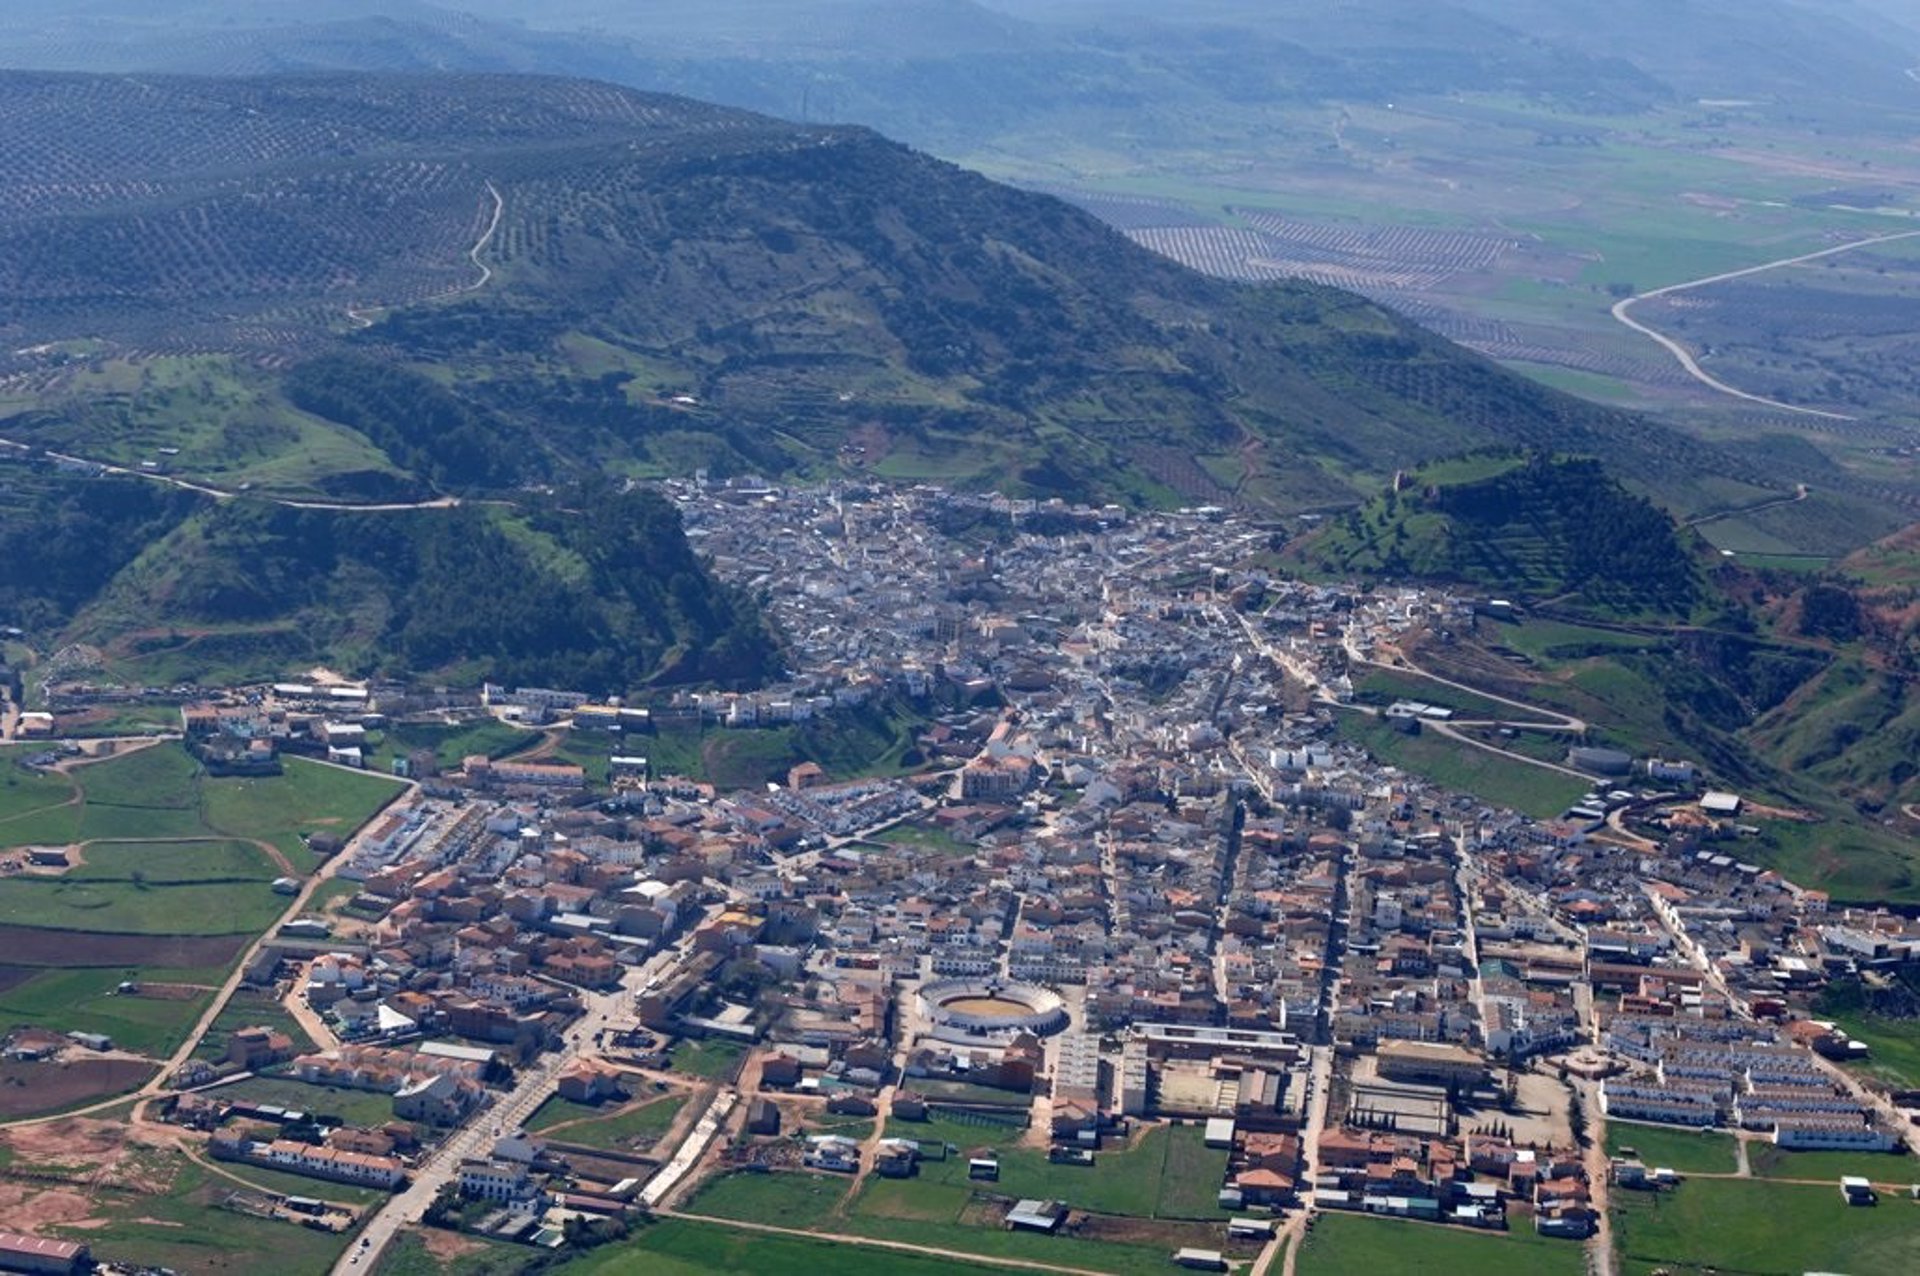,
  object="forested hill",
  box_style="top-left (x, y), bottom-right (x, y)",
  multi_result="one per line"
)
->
top-left (0, 72), bottom-right (1787, 516)
top-left (0, 473), bottom-right (774, 692)
top-left (1292, 454), bottom-right (1705, 619)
